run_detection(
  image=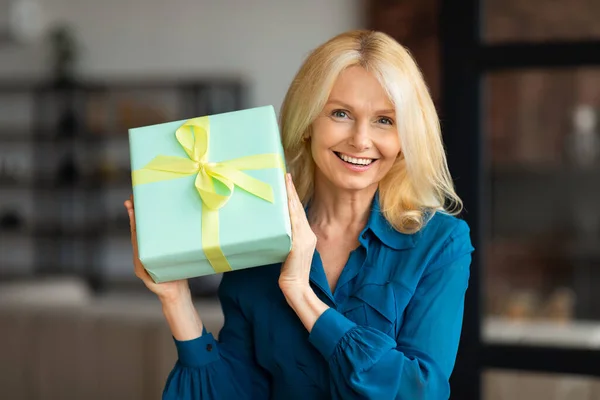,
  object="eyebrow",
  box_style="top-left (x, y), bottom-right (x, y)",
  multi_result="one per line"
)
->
top-left (326, 99), bottom-right (395, 115)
